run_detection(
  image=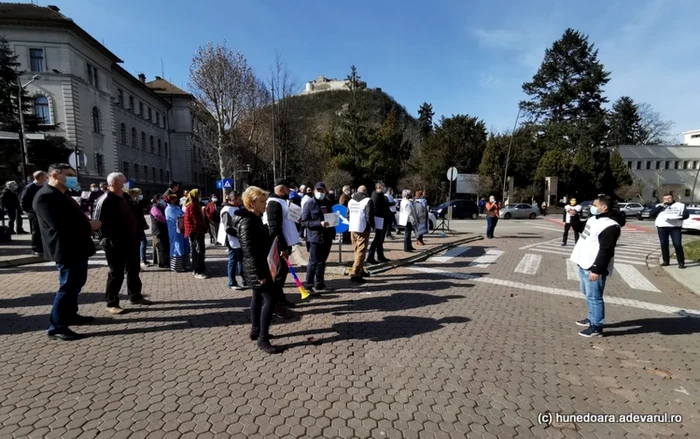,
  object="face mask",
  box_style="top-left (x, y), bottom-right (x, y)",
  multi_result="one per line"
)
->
top-left (137, 195), bottom-right (143, 201)
top-left (590, 206), bottom-right (599, 216)
top-left (123, 182), bottom-right (130, 191)
top-left (92, 187), bottom-right (98, 192)
top-left (381, 187), bottom-right (387, 194)
top-left (315, 192), bottom-right (325, 200)
top-left (212, 198), bottom-right (218, 203)
top-left (64, 176), bottom-right (79, 190)
top-left (490, 198), bottom-right (495, 203)
top-left (329, 191), bottom-right (335, 196)
top-left (159, 200), bottom-right (166, 207)
top-left (570, 201), bottom-right (576, 205)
